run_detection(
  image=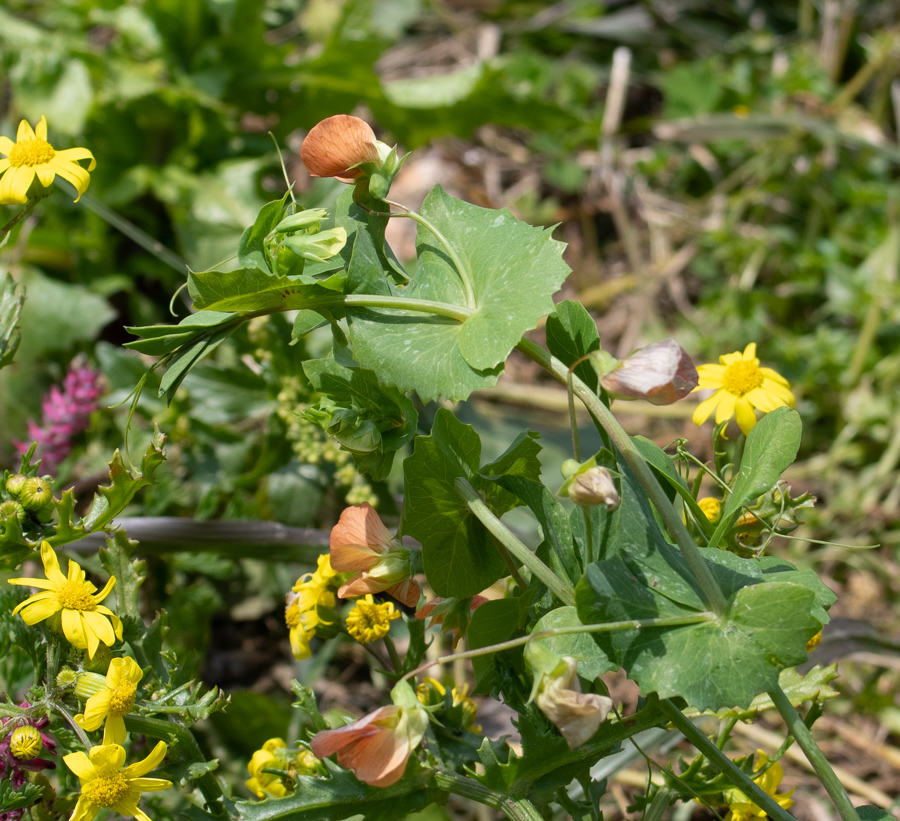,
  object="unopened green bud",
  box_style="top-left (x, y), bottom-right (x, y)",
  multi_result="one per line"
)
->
top-left (6, 473), bottom-right (28, 495)
top-left (272, 209), bottom-right (329, 235)
top-left (295, 749), bottom-right (321, 775)
top-left (20, 477), bottom-right (52, 511)
top-left (74, 671), bottom-right (107, 701)
top-left (0, 500), bottom-right (25, 521)
top-left (282, 227), bottom-right (348, 263)
top-left (55, 668), bottom-right (80, 689)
